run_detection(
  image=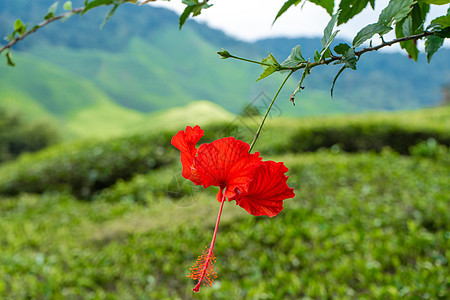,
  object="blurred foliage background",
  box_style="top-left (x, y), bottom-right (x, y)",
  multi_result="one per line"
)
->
top-left (0, 106), bottom-right (449, 299)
